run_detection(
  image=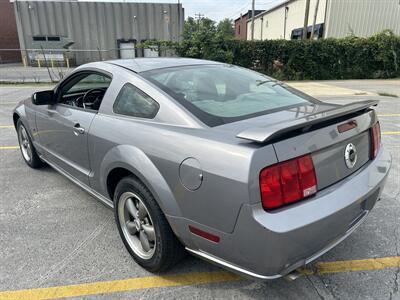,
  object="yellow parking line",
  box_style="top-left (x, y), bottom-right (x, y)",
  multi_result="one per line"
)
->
top-left (0, 125), bottom-right (14, 128)
top-left (382, 132), bottom-right (400, 135)
top-left (378, 114), bottom-right (400, 117)
top-left (301, 256), bottom-right (400, 275)
top-left (1, 256), bottom-right (400, 300)
top-left (0, 271), bottom-right (240, 300)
